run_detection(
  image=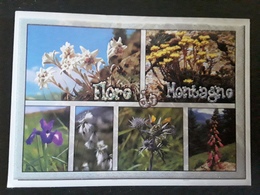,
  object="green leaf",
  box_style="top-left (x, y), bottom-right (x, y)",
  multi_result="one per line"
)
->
top-left (121, 132), bottom-right (132, 150)
top-left (118, 128), bottom-right (134, 136)
top-left (127, 164), bottom-right (142, 170)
